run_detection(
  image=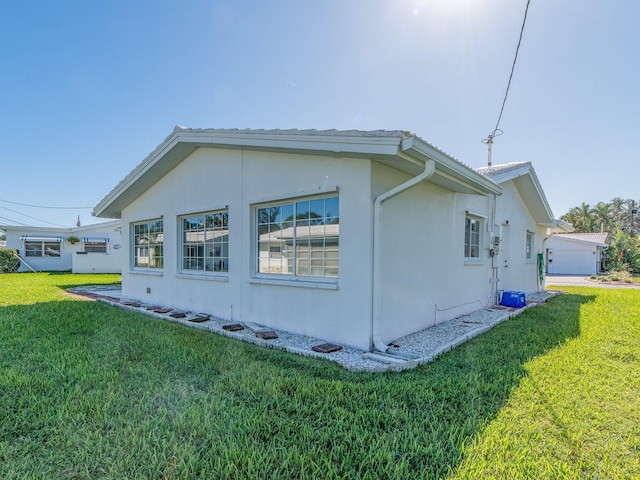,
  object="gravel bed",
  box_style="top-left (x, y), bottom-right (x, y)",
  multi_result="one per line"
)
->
top-left (69, 286), bottom-right (558, 373)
